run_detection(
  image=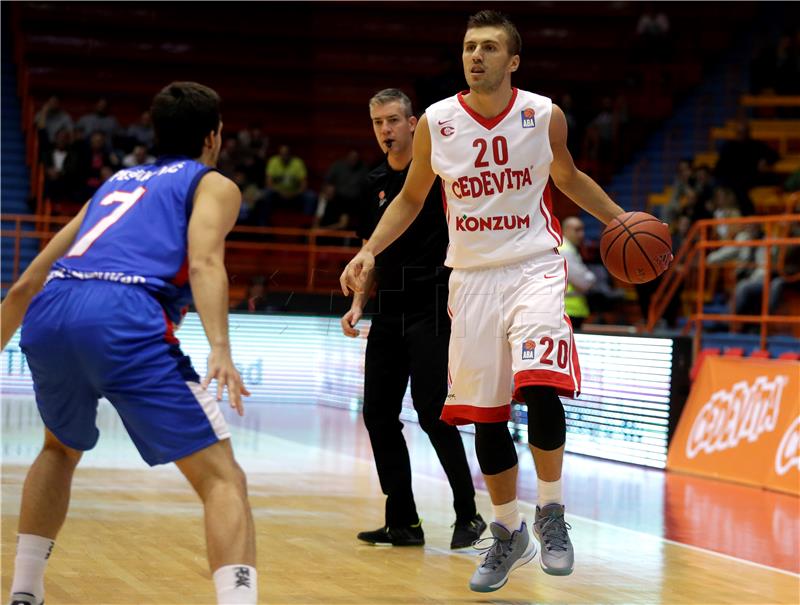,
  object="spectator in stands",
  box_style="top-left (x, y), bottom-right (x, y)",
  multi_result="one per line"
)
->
top-left (127, 110), bottom-right (155, 149)
top-left (314, 149), bottom-right (368, 229)
top-left (80, 131), bottom-right (119, 197)
top-left (35, 96), bottom-right (73, 144)
top-left (558, 217), bottom-right (595, 330)
top-left (237, 126), bottom-right (269, 187)
top-left (259, 144), bottom-right (316, 224)
top-left (714, 119), bottom-right (779, 215)
top-left (734, 229), bottom-right (800, 324)
top-left (232, 169), bottom-right (264, 225)
top-left (122, 144), bottom-right (155, 168)
top-left (217, 135), bottom-right (244, 178)
top-left (76, 98), bottom-right (120, 143)
top-left (42, 127), bottom-right (80, 203)
top-left (634, 3), bottom-right (672, 61)
top-left (707, 223), bottom-right (757, 266)
top-left (711, 186), bottom-right (742, 239)
top-left (662, 159), bottom-right (694, 224)
top-left (692, 165), bottom-right (715, 208)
